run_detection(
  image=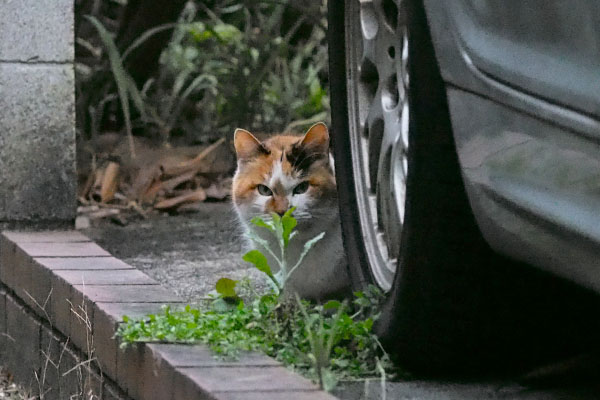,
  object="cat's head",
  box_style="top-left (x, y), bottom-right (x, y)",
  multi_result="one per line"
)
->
top-left (232, 122), bottom-right (336, 224)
